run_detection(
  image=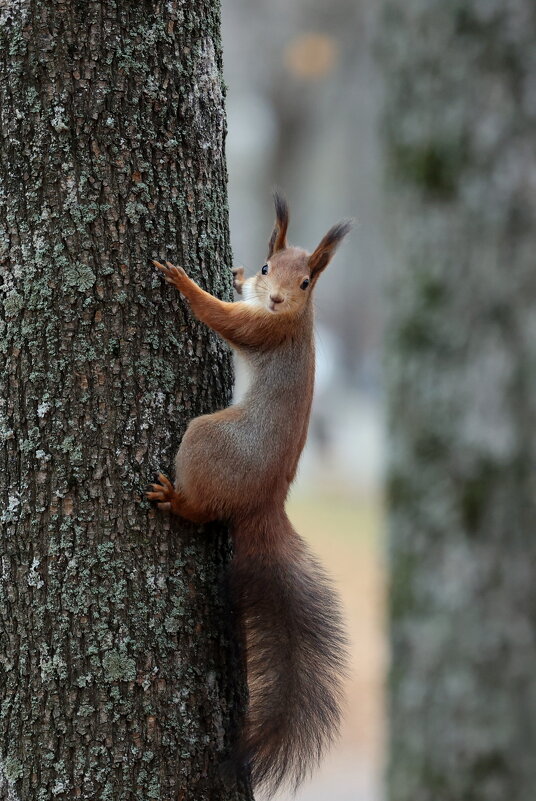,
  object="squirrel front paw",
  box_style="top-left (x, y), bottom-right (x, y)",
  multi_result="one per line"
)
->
top-left (152, 260), bottom-right (189, 291)
top-left (146, 473), bottom-right (177, 512)
top-left (231, 266), bottom-right (245, 295)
